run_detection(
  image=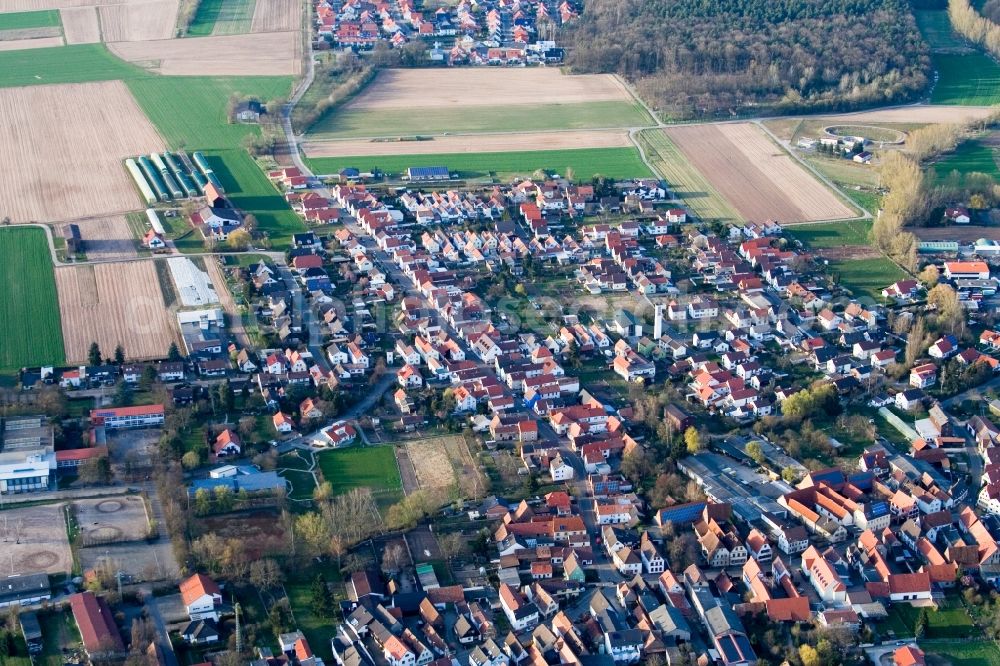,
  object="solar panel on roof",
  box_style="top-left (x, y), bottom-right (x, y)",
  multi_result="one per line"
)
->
top-left (734, 635), bottom-right (756, 661)
top-left (718, 635), bottom-right (740, 662)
